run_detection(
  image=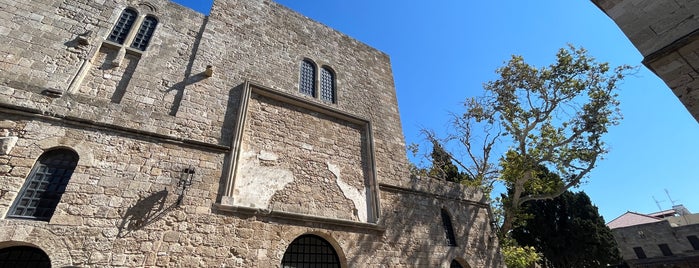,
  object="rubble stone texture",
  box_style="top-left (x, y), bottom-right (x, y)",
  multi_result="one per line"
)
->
top-left (0, 0), bottom-right (504, 267)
